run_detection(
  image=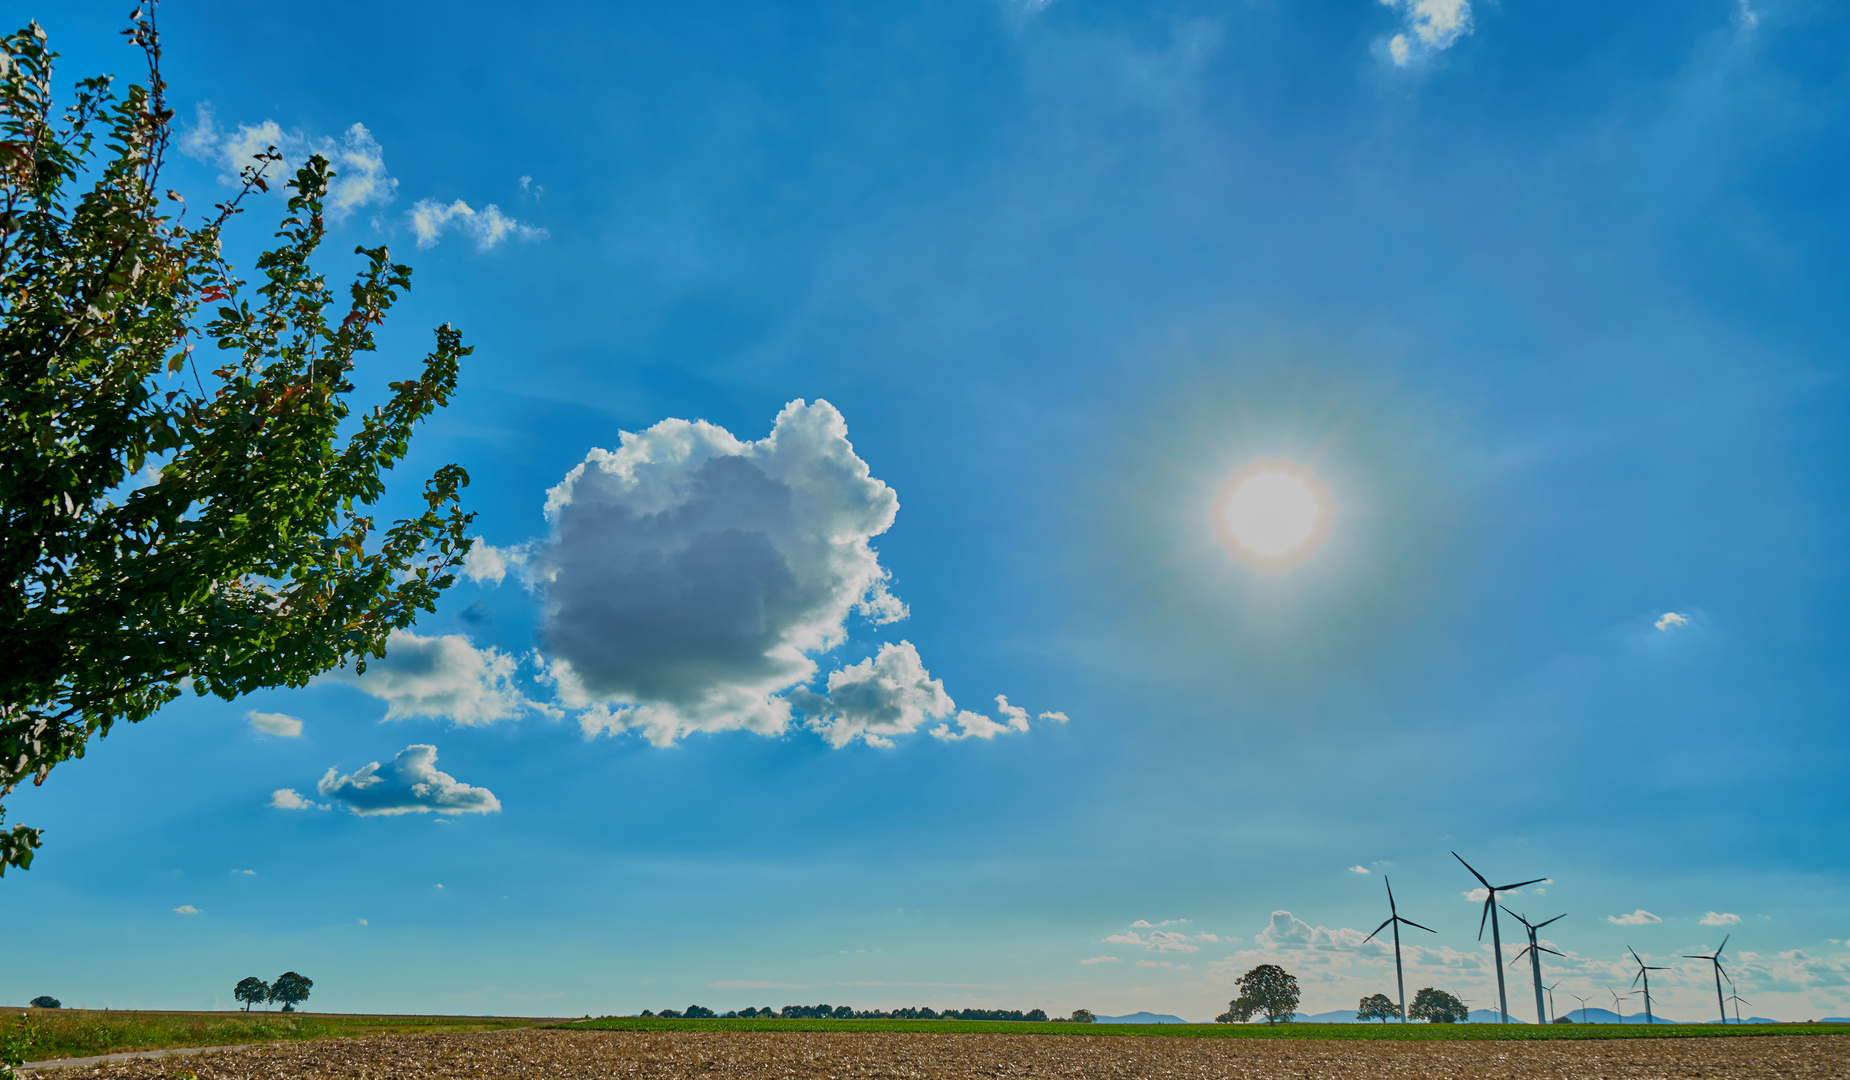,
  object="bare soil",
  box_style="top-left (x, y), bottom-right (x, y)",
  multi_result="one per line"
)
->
top-left (56, 1027), bottom-right (1850, 1079)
